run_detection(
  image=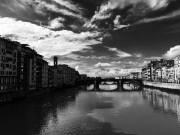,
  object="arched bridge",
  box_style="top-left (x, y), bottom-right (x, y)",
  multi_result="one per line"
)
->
top-left (92, 78), bottom-right (143, 91)
top-left (121, 79), bottom-right (143, 86)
